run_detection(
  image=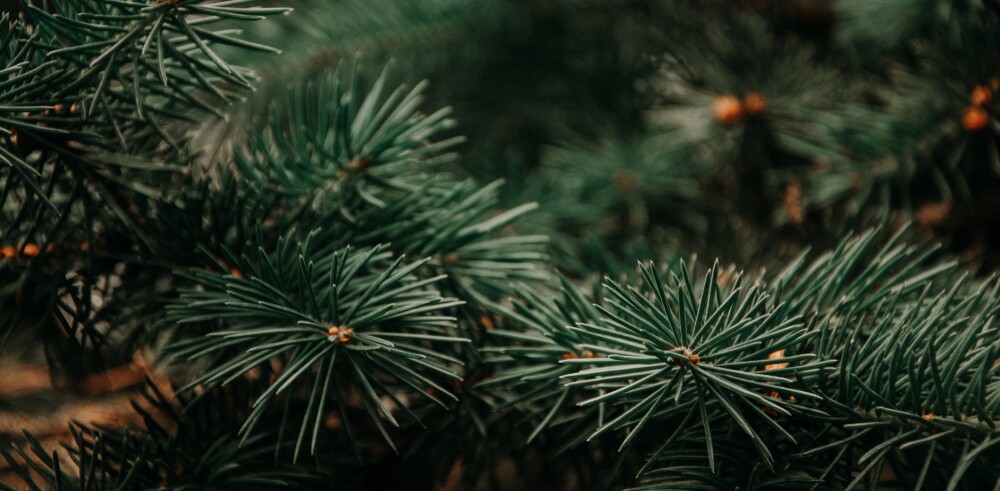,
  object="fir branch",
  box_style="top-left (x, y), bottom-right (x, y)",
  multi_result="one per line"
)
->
top-left (561, 261), bottom-right (828, 471)
top-left (310, 178), bottom-right (550, 298)
top-left (0, 382), bottom-right (348, 491)
top-left (482, 276), bottom-right (606, 447)
top-left (166, 231), bottom-right (468, 458)
top-left (233, 62), bottom-right (465, 219)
